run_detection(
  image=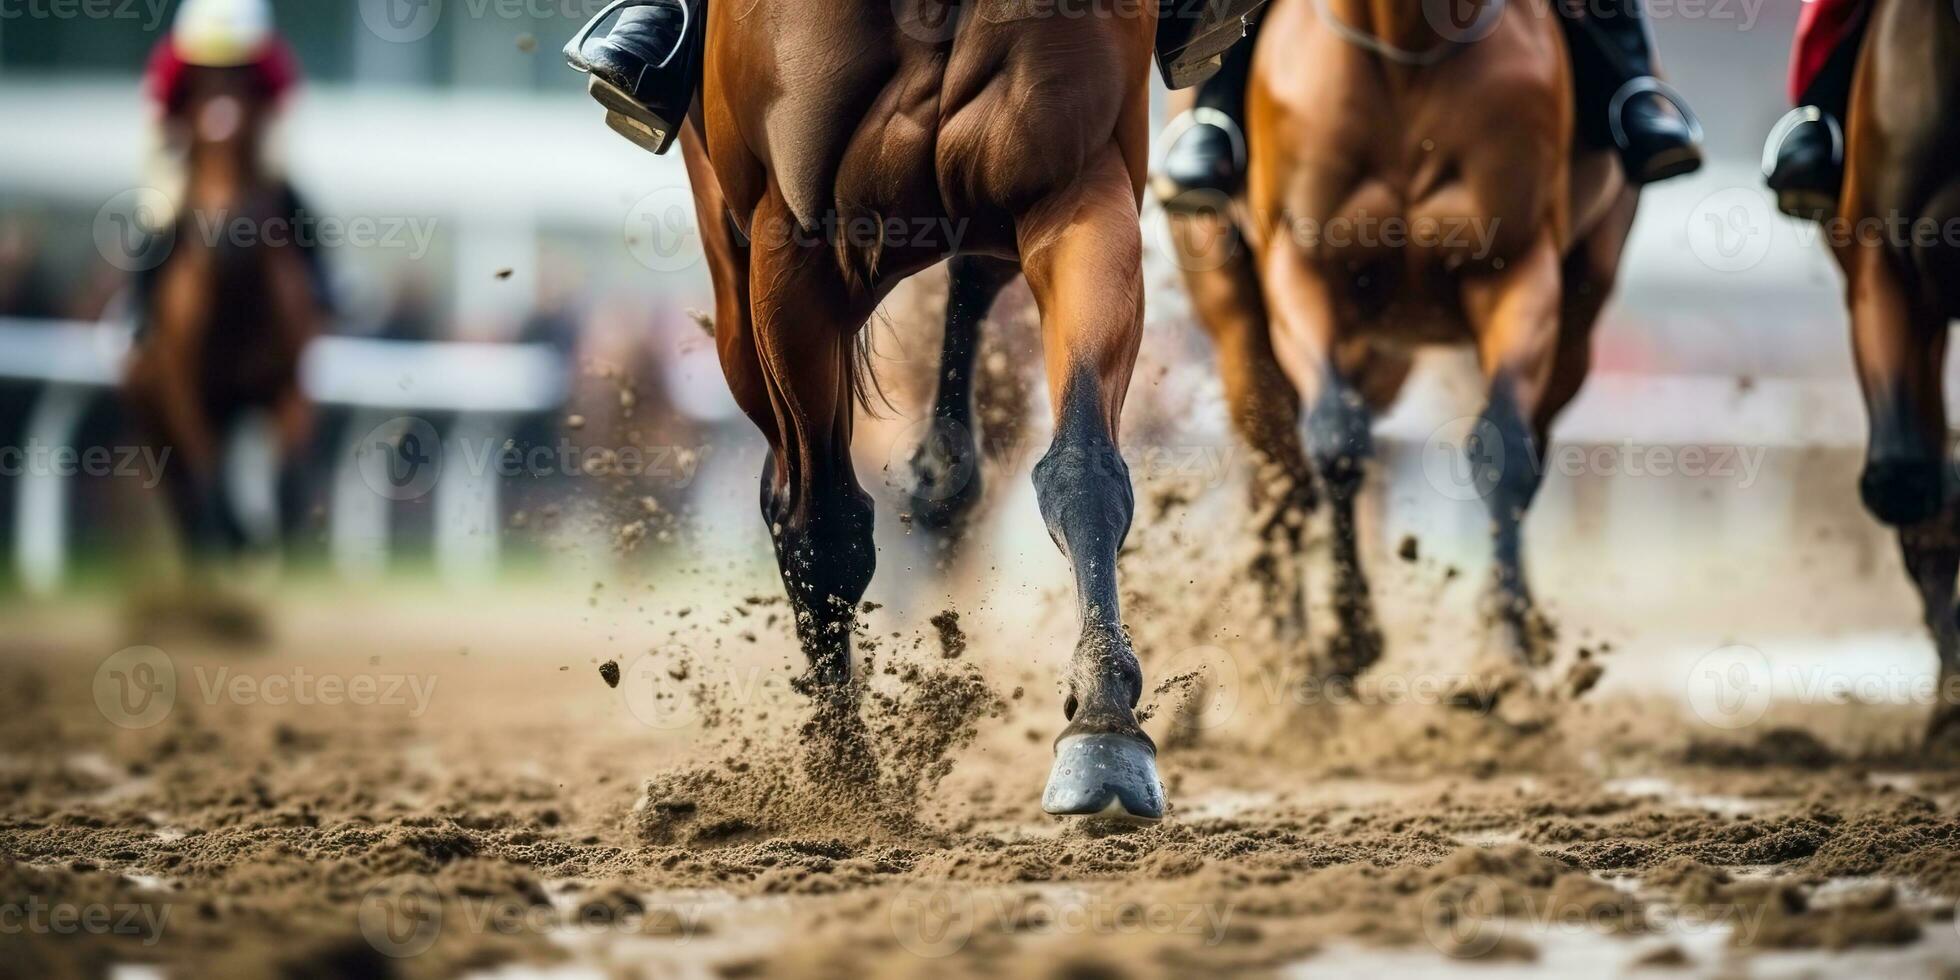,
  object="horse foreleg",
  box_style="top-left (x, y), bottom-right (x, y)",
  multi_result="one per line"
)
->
top-left (908, 254), bottom-right (1016, 537)
top-left (1169, 207), bottom-right (1314, 643)
top-left (1846, 244), bottom-right (1950, 526)
top-left (1841, 241), bottom-right (1960, 740)
top-left (1462, 234), bottom-right (1568, 668)
top-left (127, 347), bottom-right (224, 562)
top-left (1016, 146), bottom-right (1162, 823)
top-left (272, 388), bottom-right (316, 546)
